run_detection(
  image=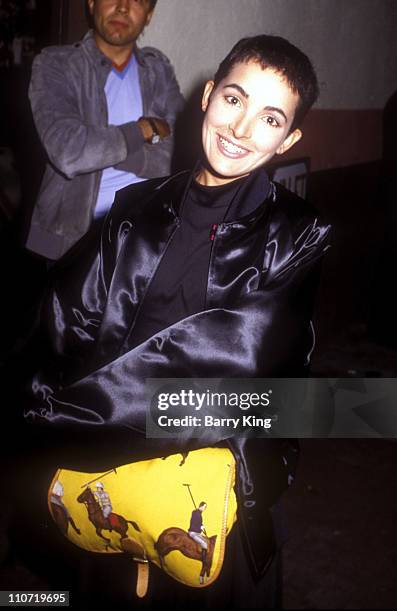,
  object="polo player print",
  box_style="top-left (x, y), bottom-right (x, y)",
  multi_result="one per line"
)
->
top-left (156, 499), bottom-right (217, 584)
top-left (47, 448), bottom-right (237, 588)
top-left (77, 486), bottom-right (141, 550)
top-left (49, 480), bottom-right (81, 537)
